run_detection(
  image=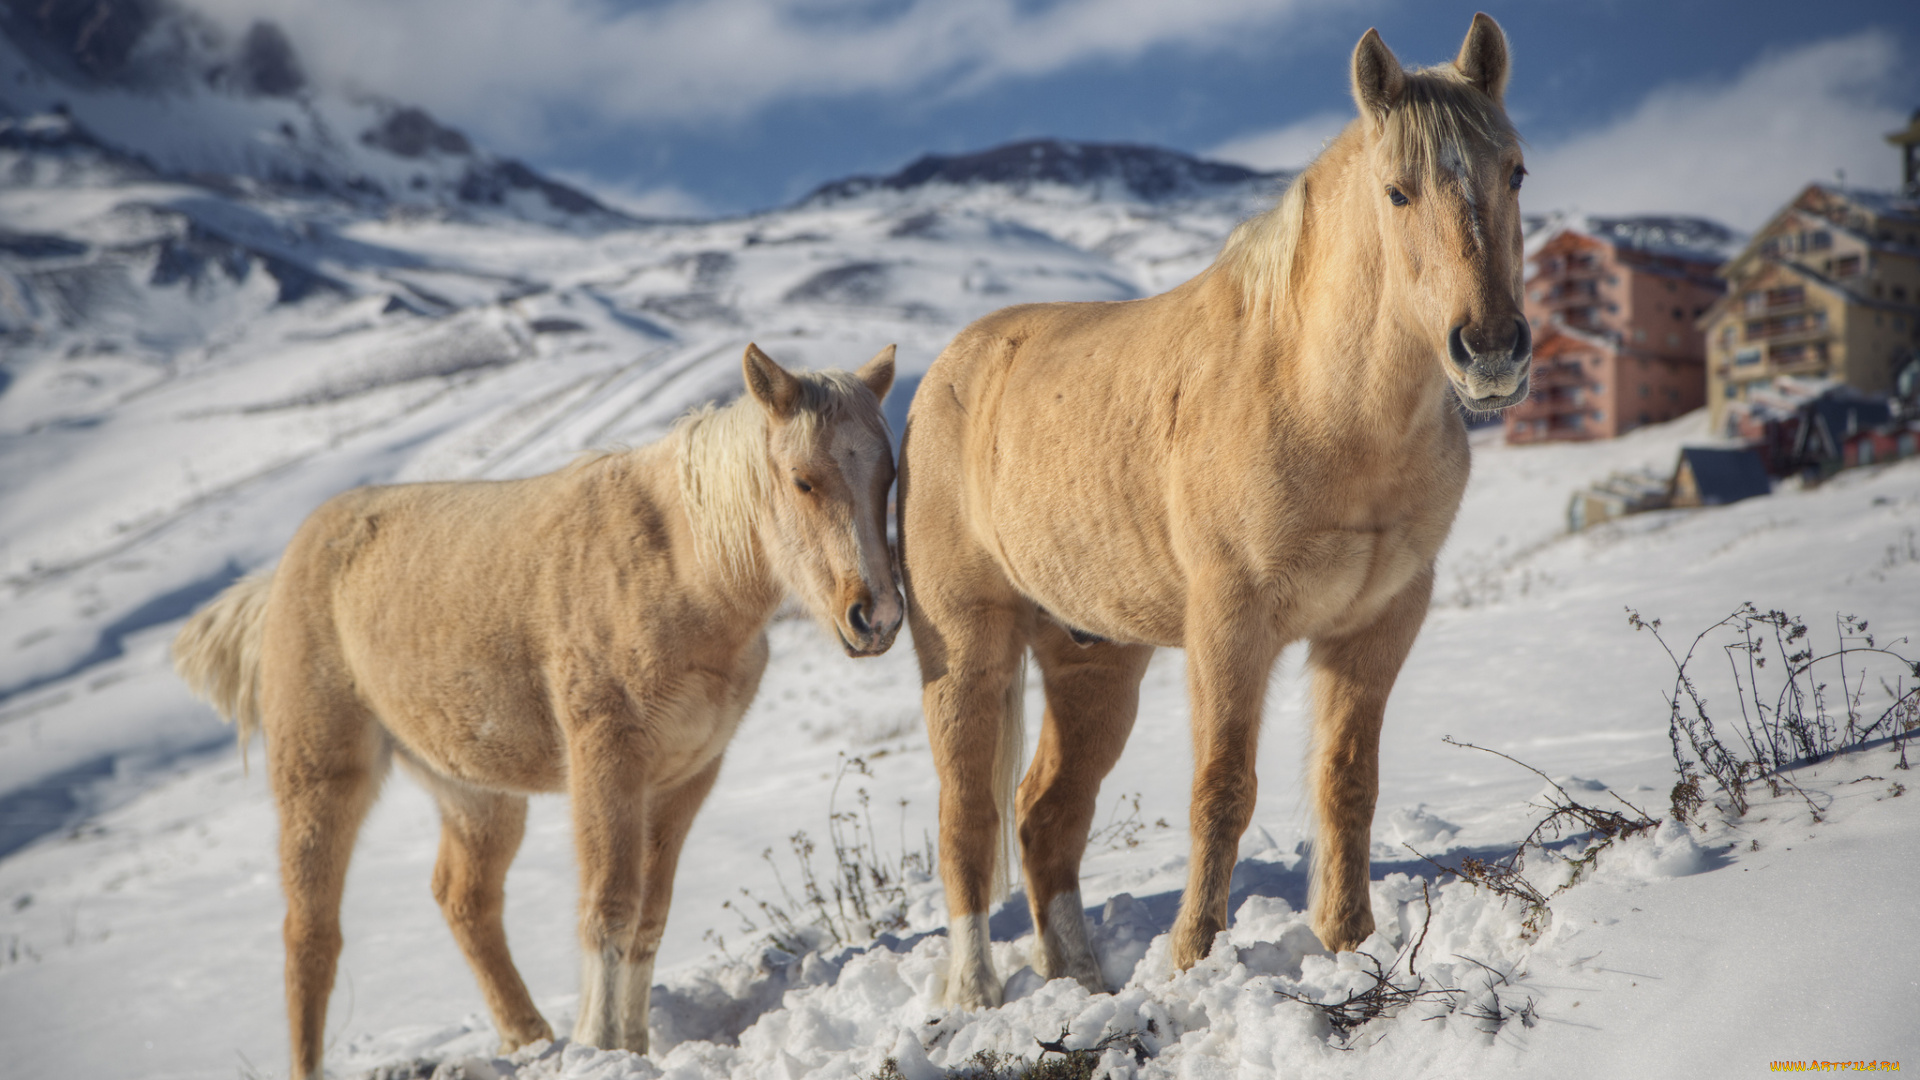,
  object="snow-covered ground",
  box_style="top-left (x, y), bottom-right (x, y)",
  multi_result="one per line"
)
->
top-left (3, 117), bottom-right (1918, 1078)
